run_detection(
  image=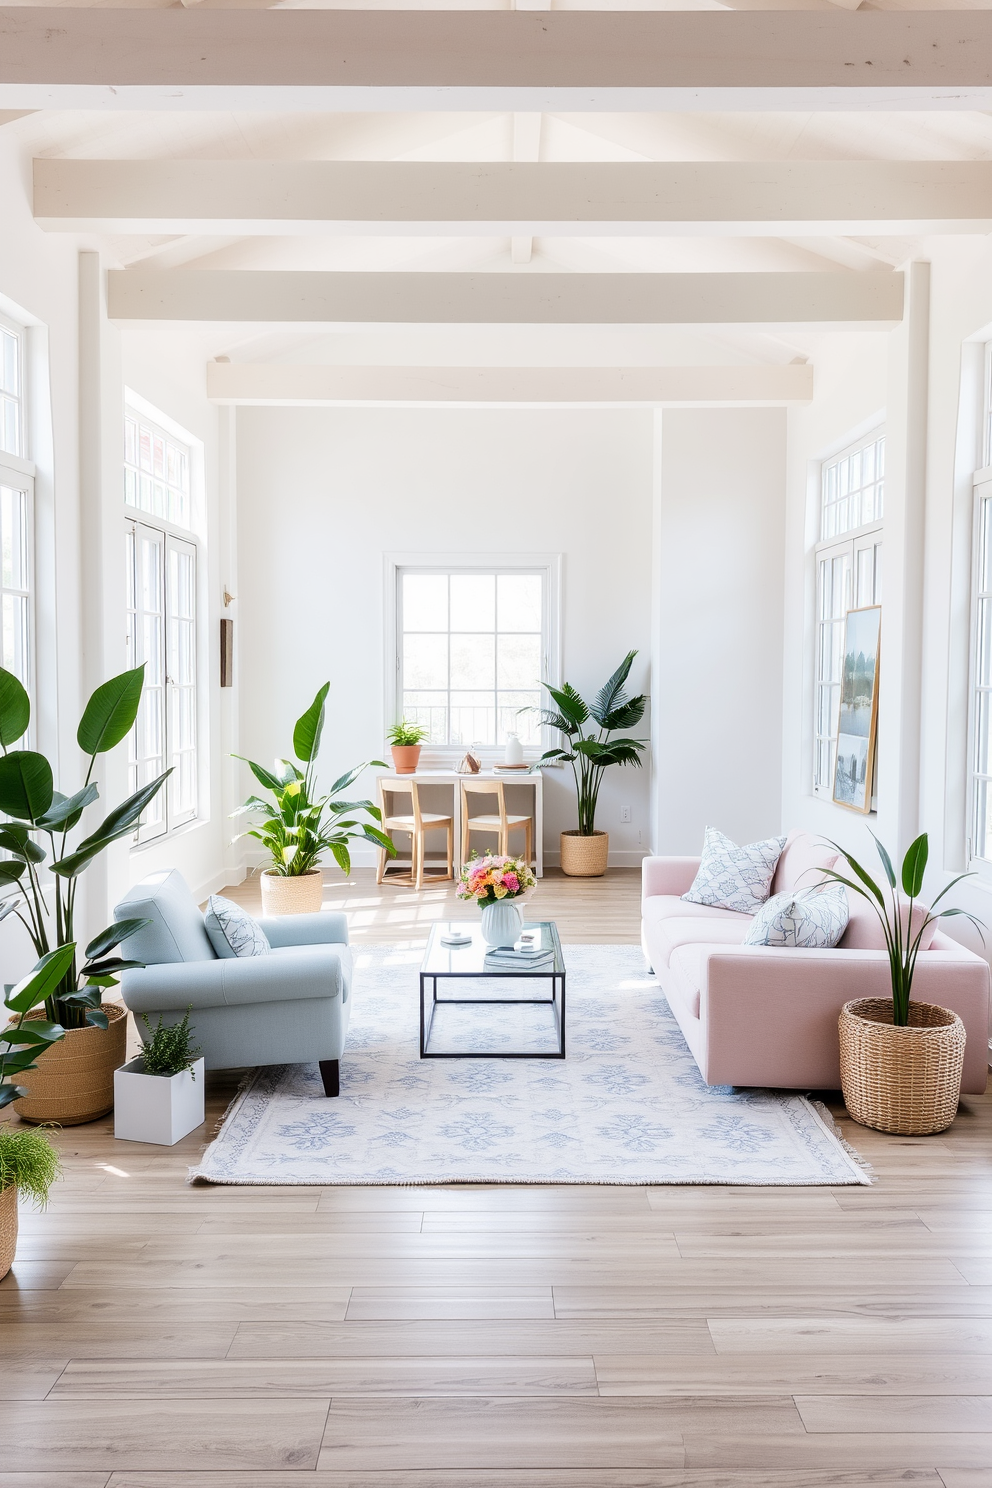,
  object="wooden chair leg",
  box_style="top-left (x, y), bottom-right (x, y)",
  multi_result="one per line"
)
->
top-left (415, 829), bottom-right (425, 891)
top-left (446, 821), bottom-right (454, 880)
top-left (376, 838), bottom-right (387, 885)
top-left (525, 817), bottom-right (533, 870)
top-left (319, 1059), bottom-right (339, 1097)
